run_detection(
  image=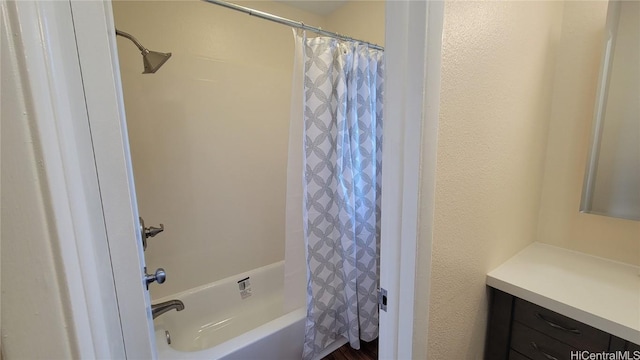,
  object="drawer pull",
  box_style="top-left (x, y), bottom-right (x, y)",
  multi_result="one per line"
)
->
top-left (530, 342), bottom-right (559, 360)
top-left (535, 312), bottom-right (581, 335)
